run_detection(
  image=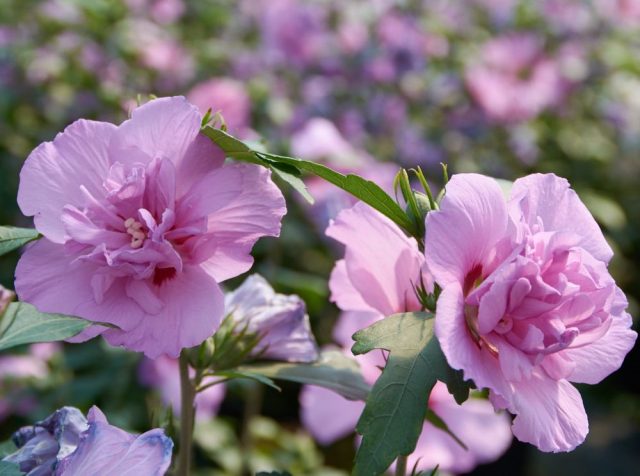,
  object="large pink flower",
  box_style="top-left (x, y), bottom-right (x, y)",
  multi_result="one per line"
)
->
top-left (299, 202), bottom-right (512, 472)
top-left (15, 96), bottom-right (286, 358)
top-left (425, 173), bottom-right (637, 452)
